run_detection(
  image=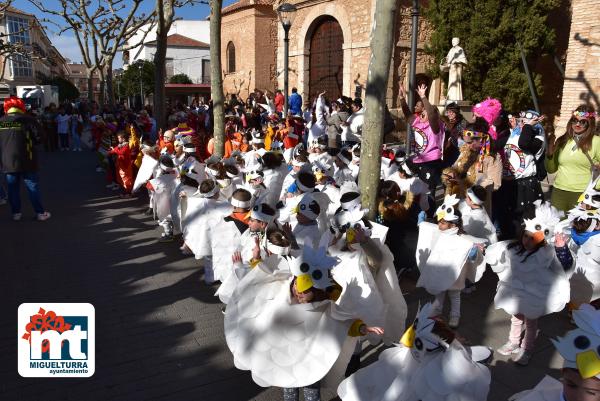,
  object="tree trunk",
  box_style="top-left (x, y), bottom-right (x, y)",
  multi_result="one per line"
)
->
top-left (87, 69), bottom-right (94, 102)
top-left (99, 80), bottom-right (106, 106)
top-left (358, 0), bottom-right (398, 220)
top-left (210, 0), bottom-right (225, 157)
top-left (153, 0), bottom-right (174, 130)
top-left (106, 62), bottom-right (115, 108)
